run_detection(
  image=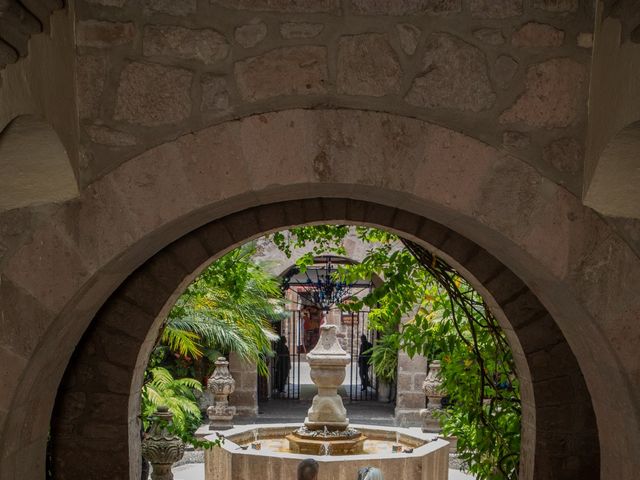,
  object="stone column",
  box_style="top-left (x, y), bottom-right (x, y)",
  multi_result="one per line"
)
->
top-left (420, 360), bottom-right (445, 433)
top-left (228, 352), bottom-right (258, 417)
top-left (207, 357), bottom-right (236, 430)
top-left (142, 406), bottom-right (185, 480)
top-left (394, 349), bottom-right (428, 424)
